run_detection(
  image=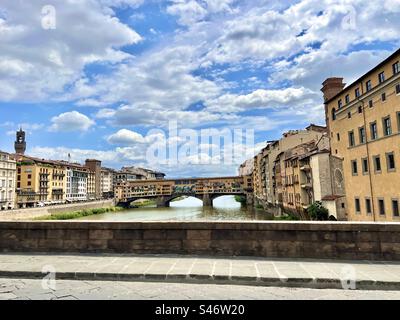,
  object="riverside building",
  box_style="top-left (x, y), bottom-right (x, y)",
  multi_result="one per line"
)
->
top-left (322, 48), bottom-right (400, 221)
top-left (0, 151), bottom-right (17, 210)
